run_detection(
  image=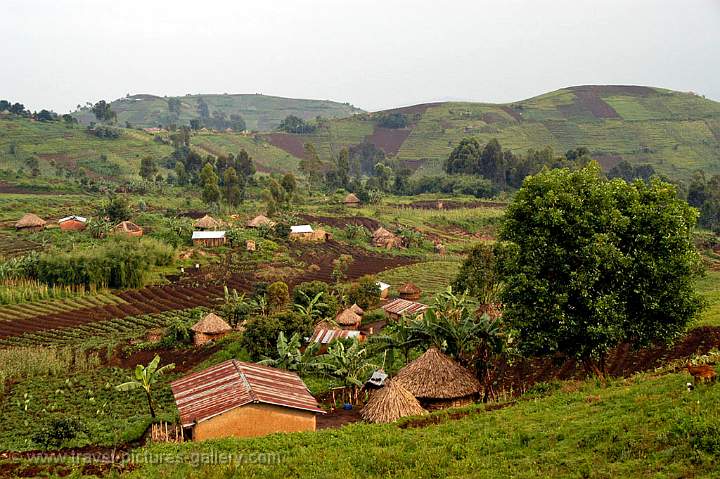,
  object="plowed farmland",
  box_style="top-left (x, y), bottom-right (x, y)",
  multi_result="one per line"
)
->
top-left (0, 241), bottom-right (416, 340)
